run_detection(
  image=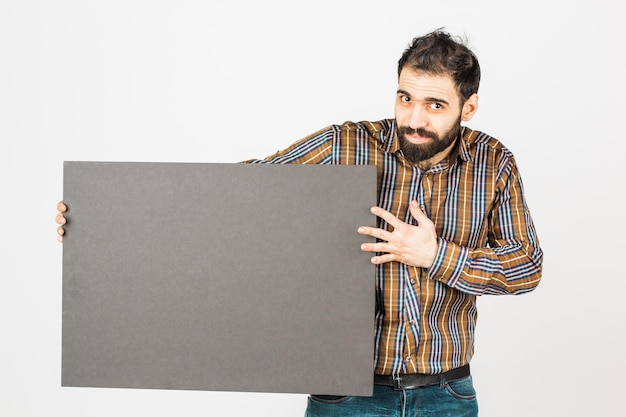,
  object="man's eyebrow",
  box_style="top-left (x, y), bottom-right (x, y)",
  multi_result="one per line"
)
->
top-left (424, 96), bottom-right (449, 106)
top-left (396, 89), bottom-right (411, 97)
top-left (396, 89), bottom-right (449, 106)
